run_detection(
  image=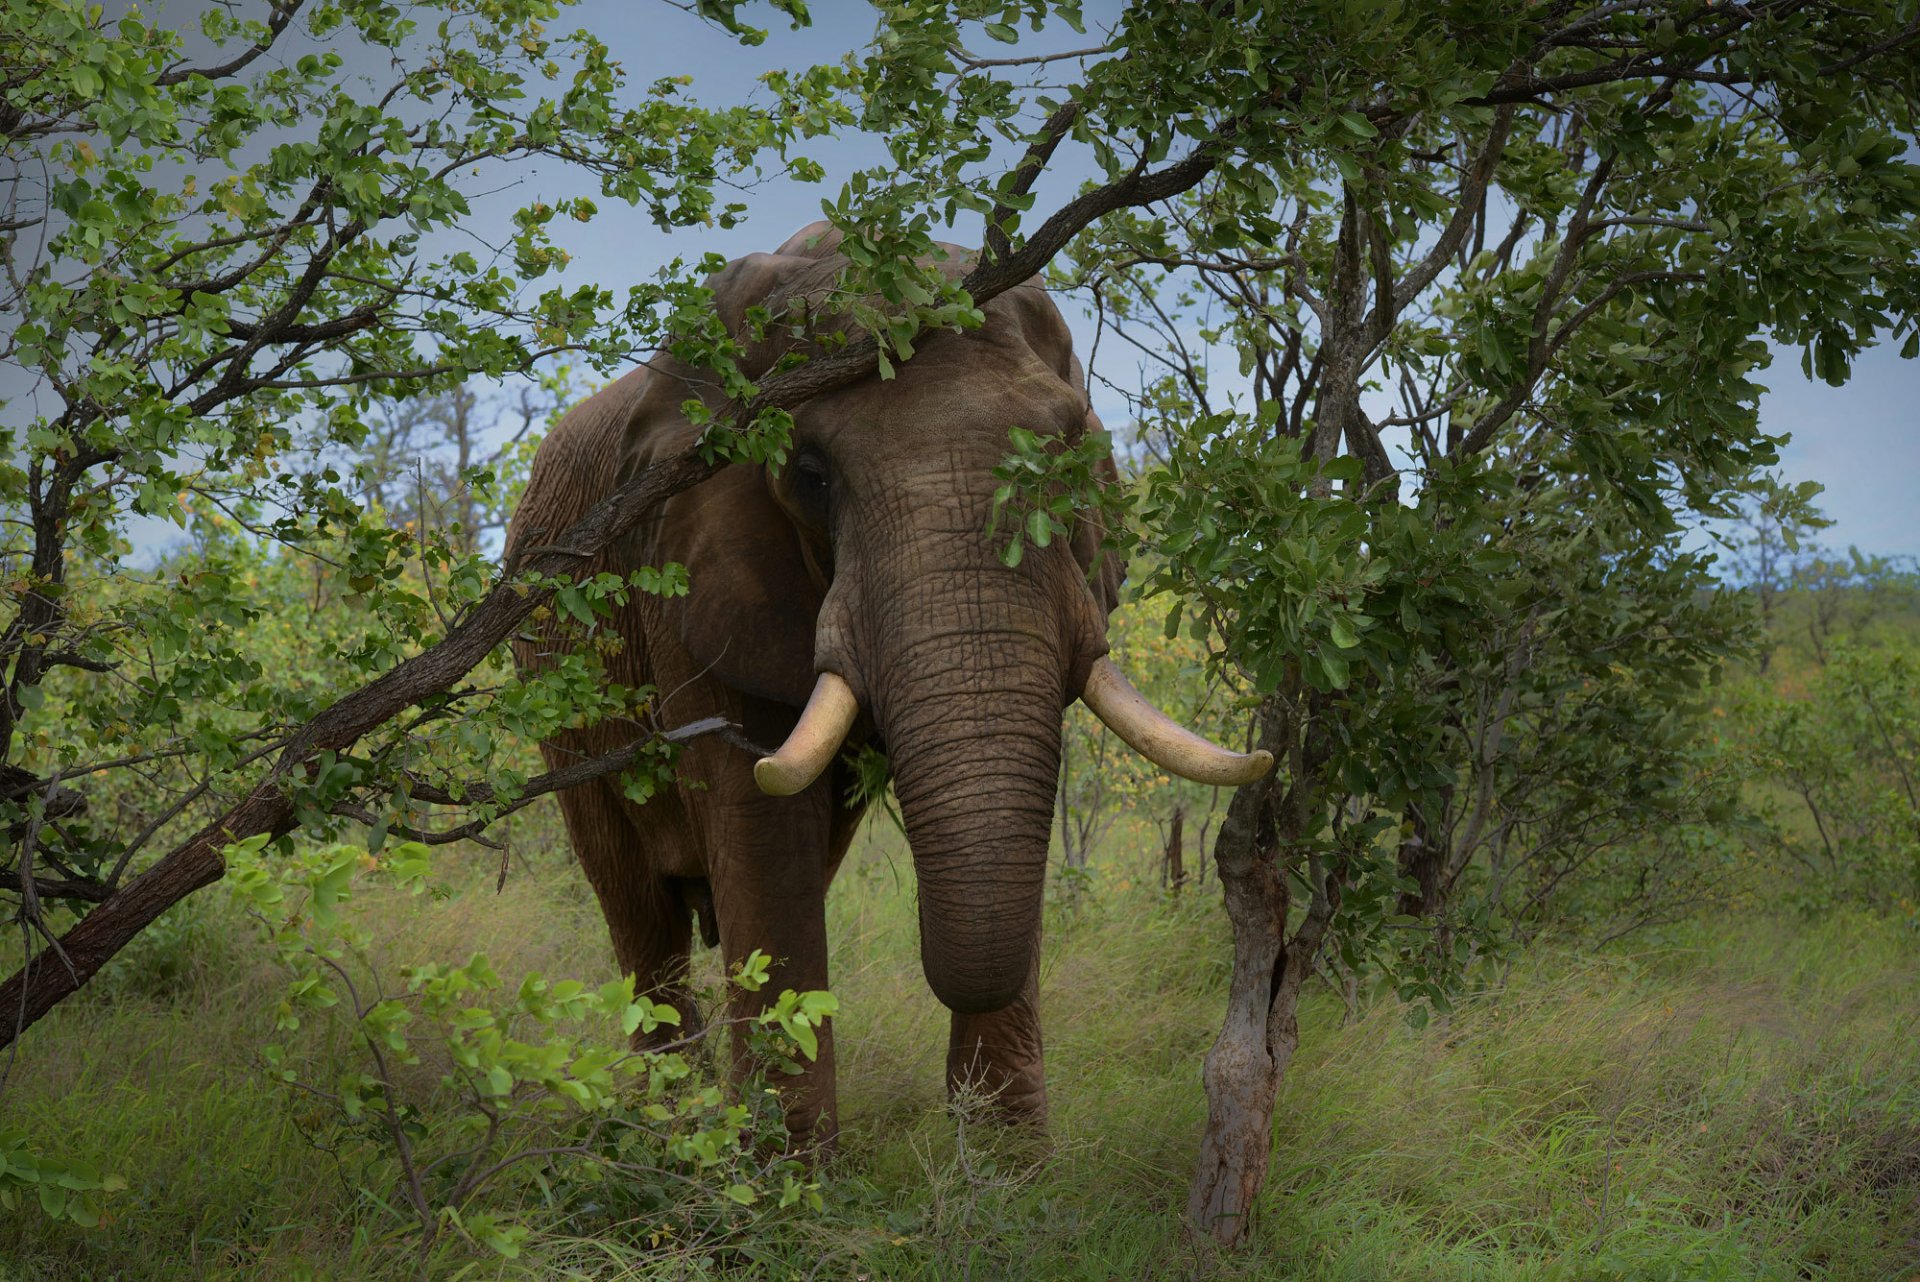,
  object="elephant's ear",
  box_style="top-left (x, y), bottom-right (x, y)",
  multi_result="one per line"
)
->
top-left (616, 232), bottom-right (849, 709)
top-left (652, 465), bottom-right (825, 707)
